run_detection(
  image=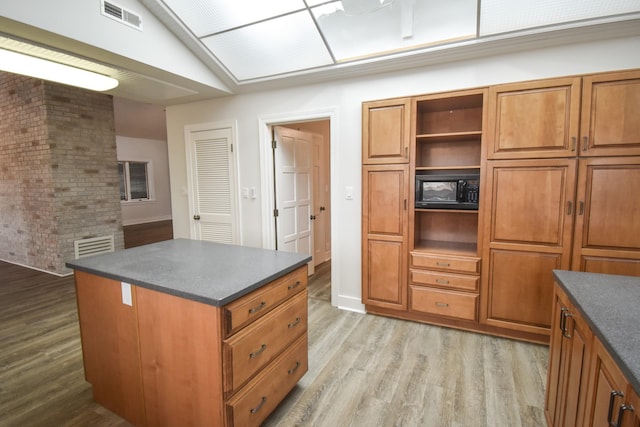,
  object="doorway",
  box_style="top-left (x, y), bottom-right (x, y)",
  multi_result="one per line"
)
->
top-left (259, 110), bottom-right (334, 302)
